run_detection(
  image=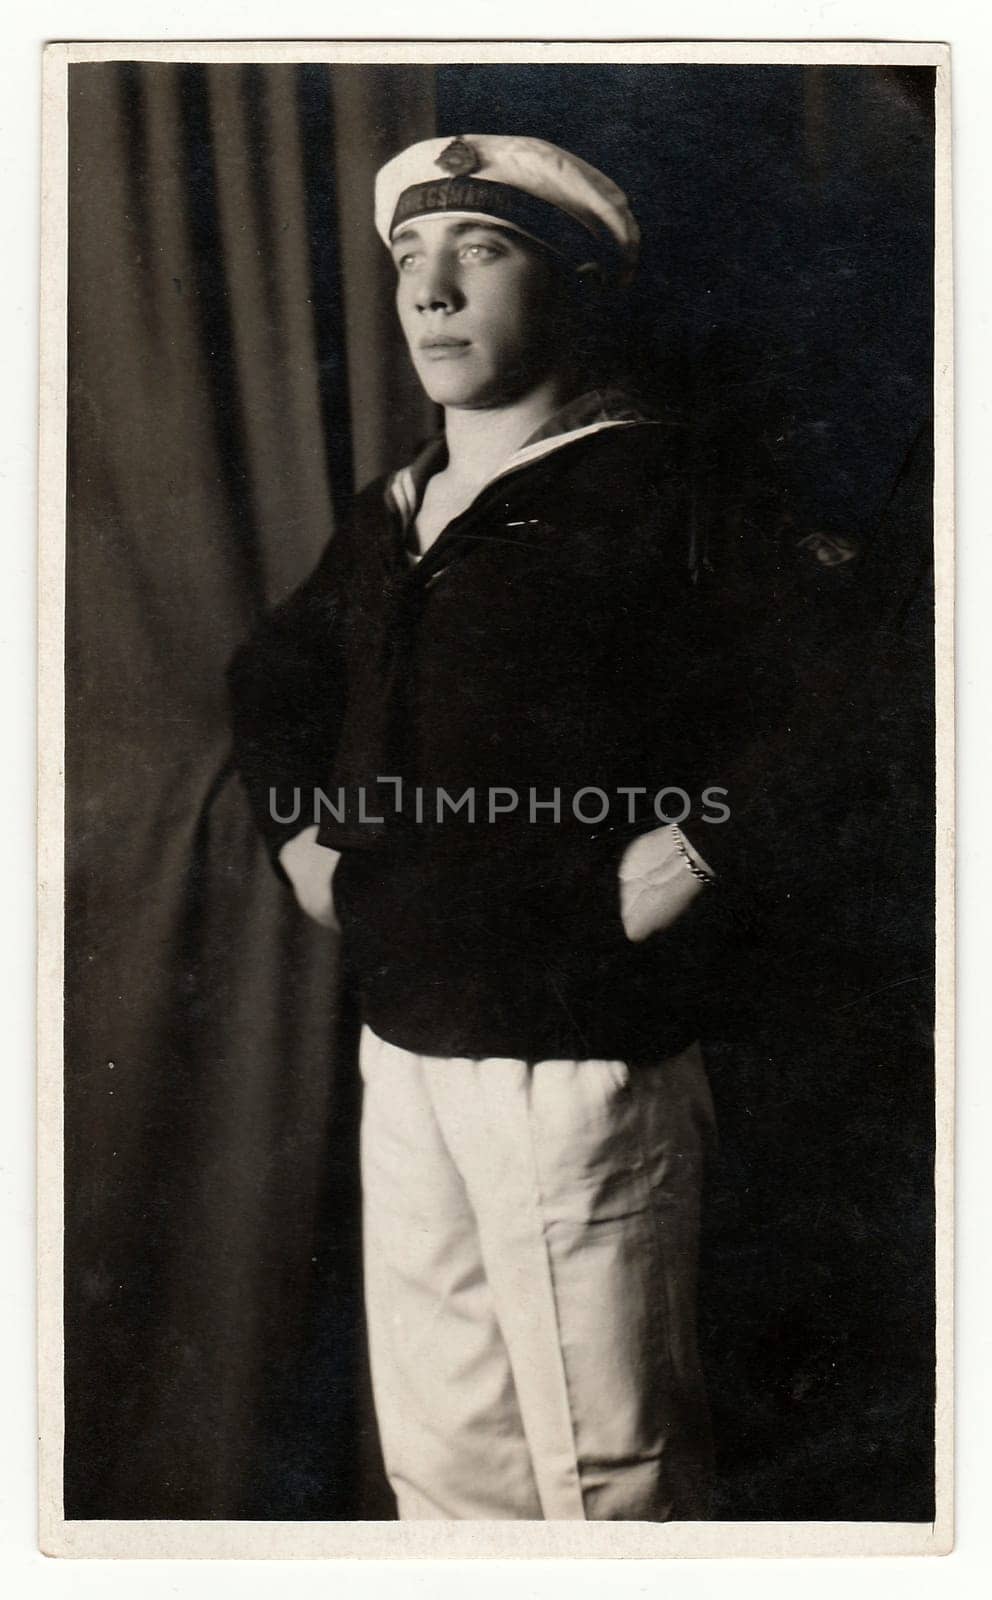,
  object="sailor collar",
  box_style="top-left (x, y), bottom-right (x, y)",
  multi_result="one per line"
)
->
top-left (384, 388), bottom-right (655, 543)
